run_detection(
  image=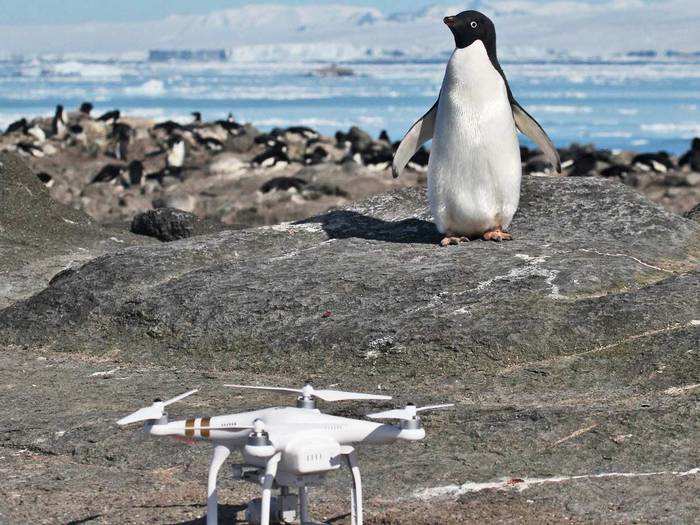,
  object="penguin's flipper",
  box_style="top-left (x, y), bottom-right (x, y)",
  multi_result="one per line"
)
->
top-left (512, 102), bottom-right (561, 173)
top-left (392, 100), bottom-right (438, 178)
